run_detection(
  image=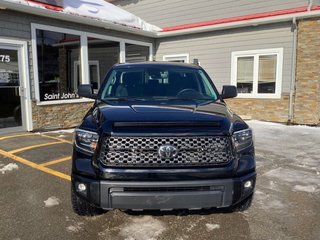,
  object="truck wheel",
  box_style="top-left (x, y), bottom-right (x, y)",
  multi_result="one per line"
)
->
top-left (71, 187), bottom-right (104, 216)
top-left (231, 194), bottom-right (254, 212)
